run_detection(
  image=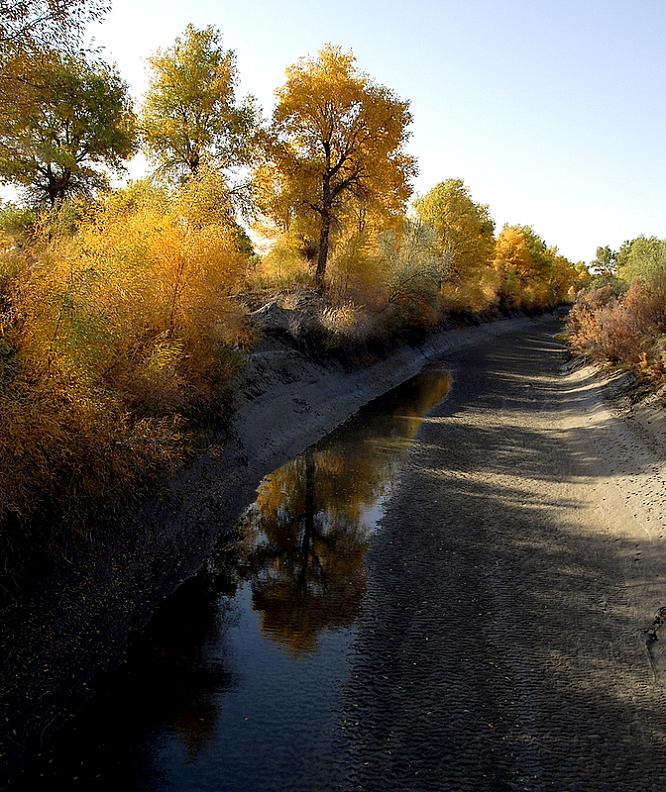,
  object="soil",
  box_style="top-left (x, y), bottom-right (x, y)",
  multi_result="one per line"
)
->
top-left (341, 319), bottom-right (666, 791)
